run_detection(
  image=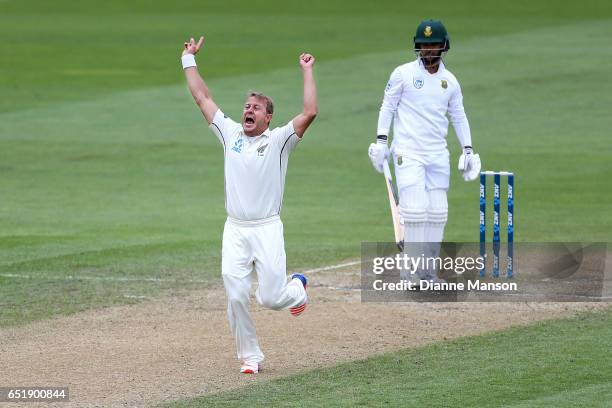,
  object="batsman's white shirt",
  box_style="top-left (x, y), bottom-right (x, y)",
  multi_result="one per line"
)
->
top-left (377, 59), bottom-right (472, 154)
top-left (209, 109), bottom-right (300, 221)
